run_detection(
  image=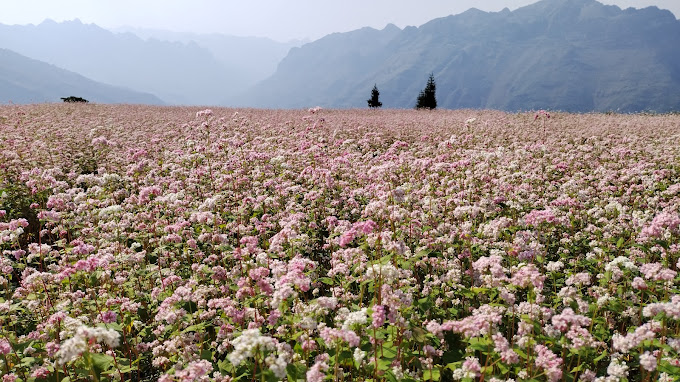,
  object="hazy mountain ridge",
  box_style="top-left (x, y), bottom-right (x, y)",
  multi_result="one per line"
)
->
top-left (1, 0), bottom-right (678, 111)
top-left (110, 27), bottom-right (305, 99)
top-left (243, 0), bottom-right (680, 112)
top-left (0, 19), bottom-right (300, 105)
top-left (239, 24), bottom-right (402, 108)
top-left (0, 48), bottom-right (164, 104)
